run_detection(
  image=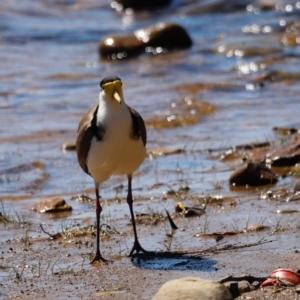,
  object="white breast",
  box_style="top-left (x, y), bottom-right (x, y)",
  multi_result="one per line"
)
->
top-left (86, 103), bottom-right (146, 185)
